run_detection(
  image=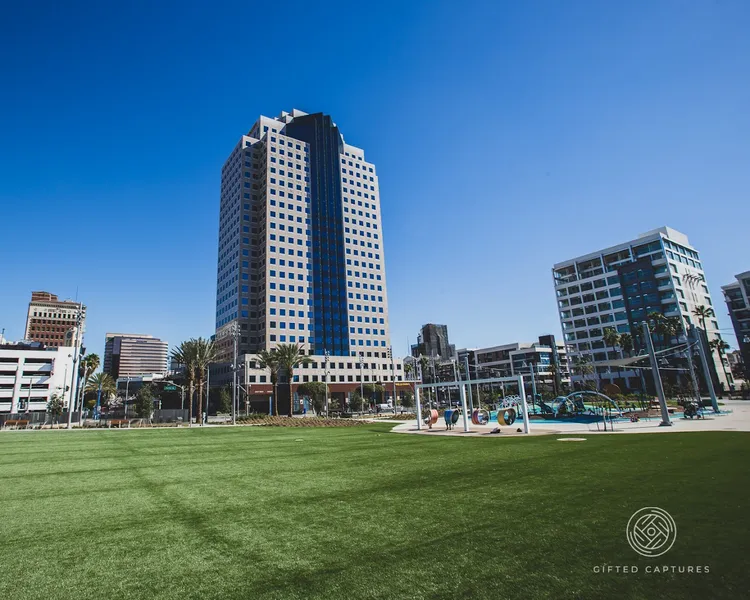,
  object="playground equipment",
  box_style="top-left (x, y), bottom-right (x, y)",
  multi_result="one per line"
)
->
top-left (422, 408), bottom-right (439, 428)
top-left (444, 409), bottom-right (461, 430)
top-left (471, 409), bottom-right (489, 425)
top-left (414, 374), bottom-right (531, 434)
